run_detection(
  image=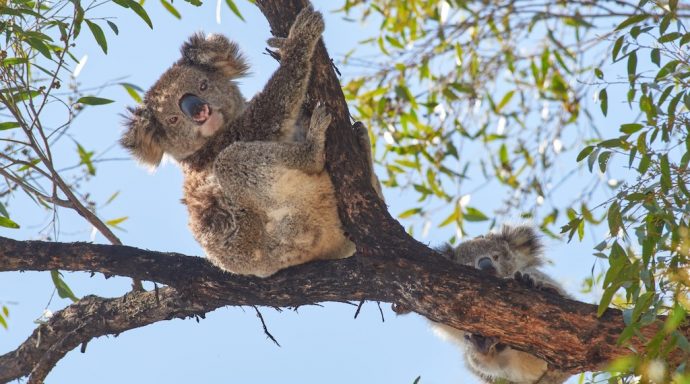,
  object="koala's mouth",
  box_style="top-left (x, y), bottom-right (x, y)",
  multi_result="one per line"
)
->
top-left (179, 94), bottom-right (213, 124)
